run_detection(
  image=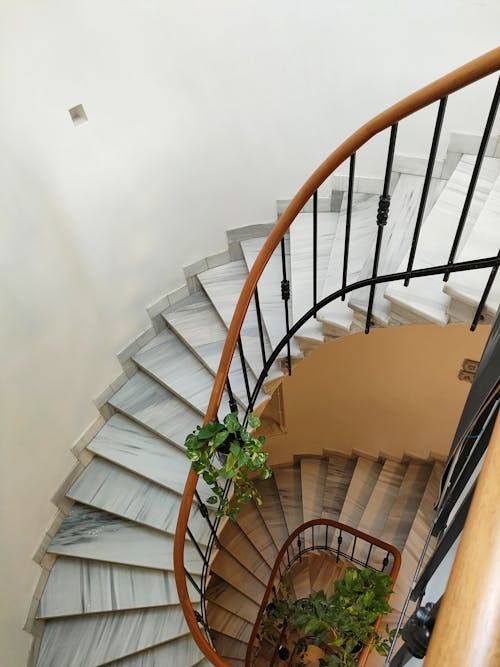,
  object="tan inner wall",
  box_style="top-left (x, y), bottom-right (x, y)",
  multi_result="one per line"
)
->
top-left (264, 323), bottom-right (490, 465)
